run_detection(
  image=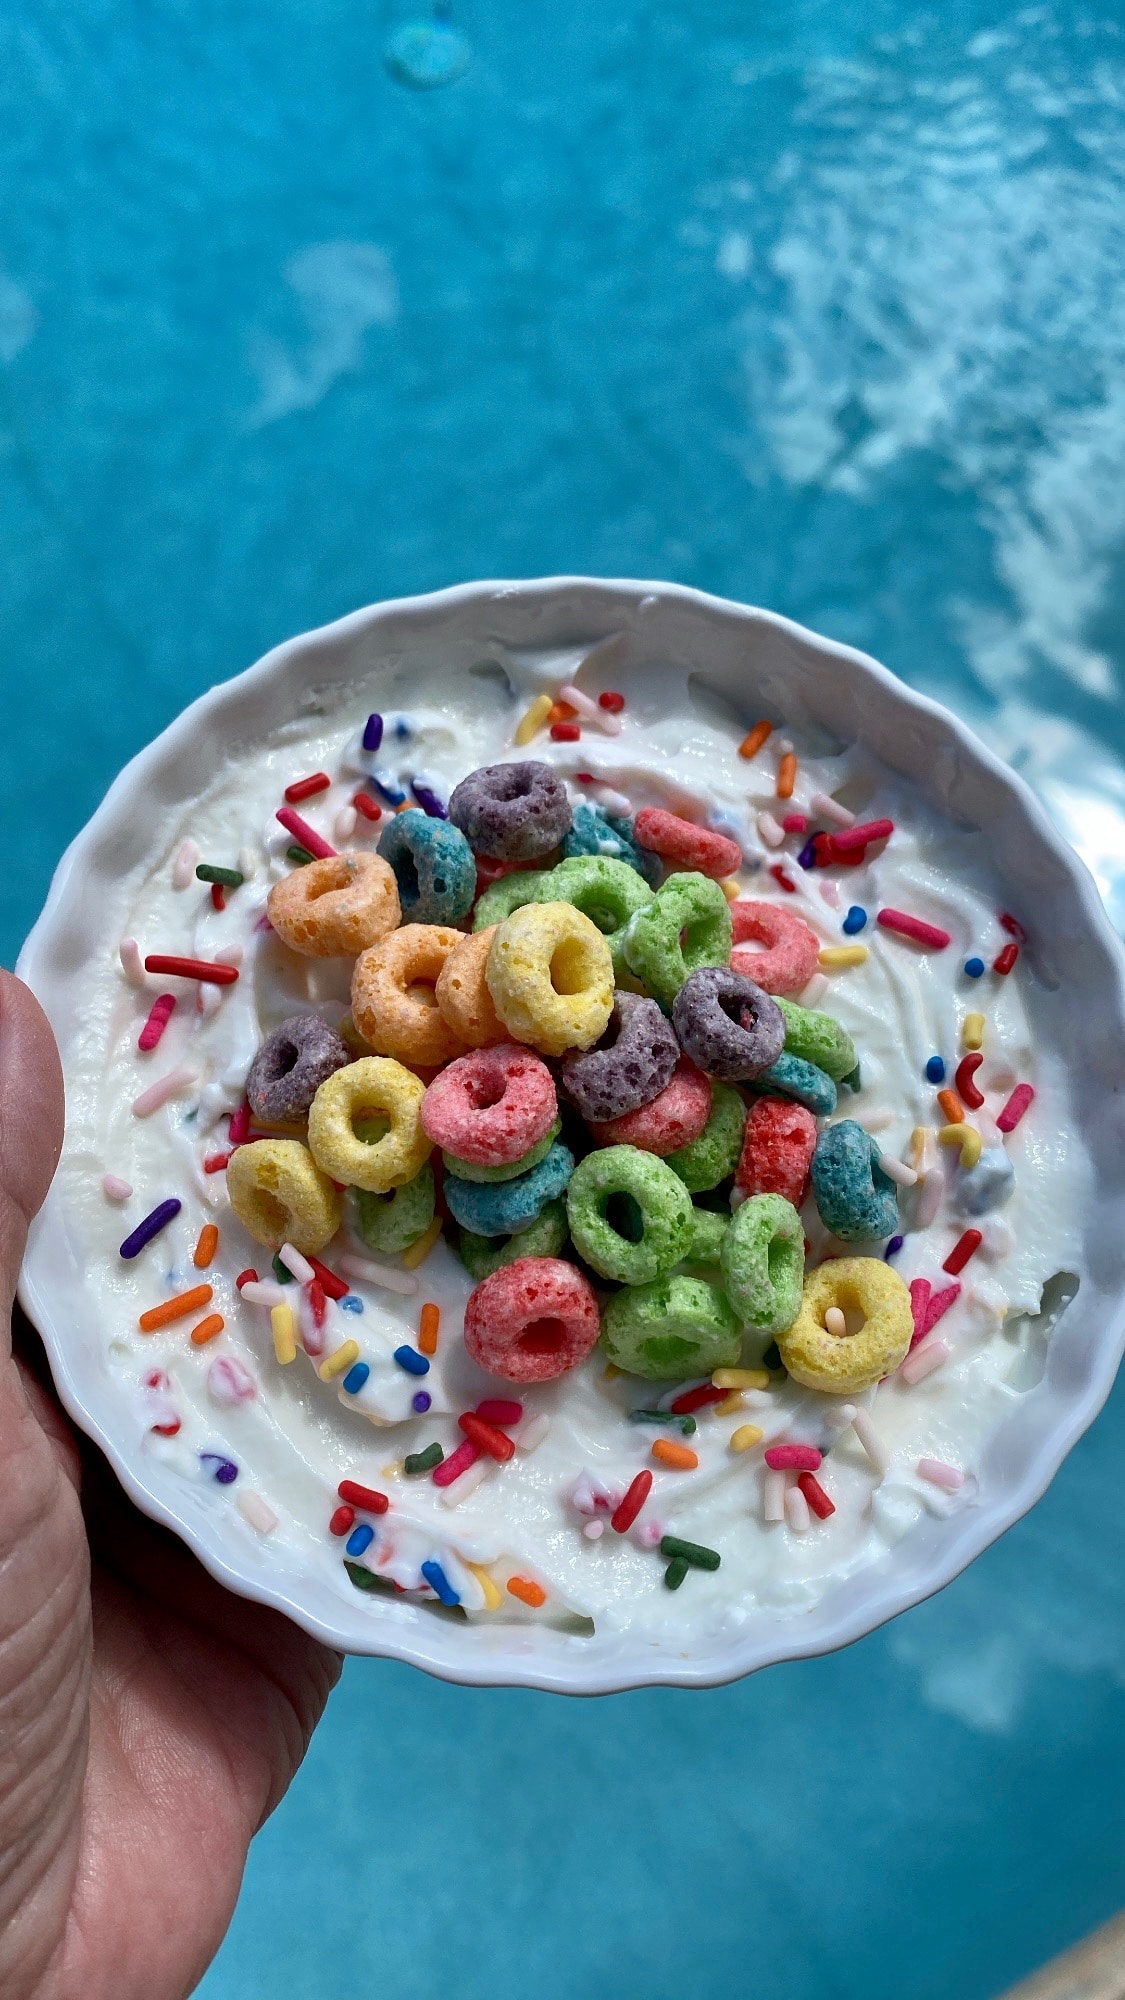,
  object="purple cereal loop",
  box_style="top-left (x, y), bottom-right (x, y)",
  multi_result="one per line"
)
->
top-left (447, 760), bottom-right (572, 862)
top-left (560, 993), bottom-right (679, 1122)
top-left (672, 967), bottom-right (786, 1082)
top-left (245, 1014), bottom-right (351, 1125)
